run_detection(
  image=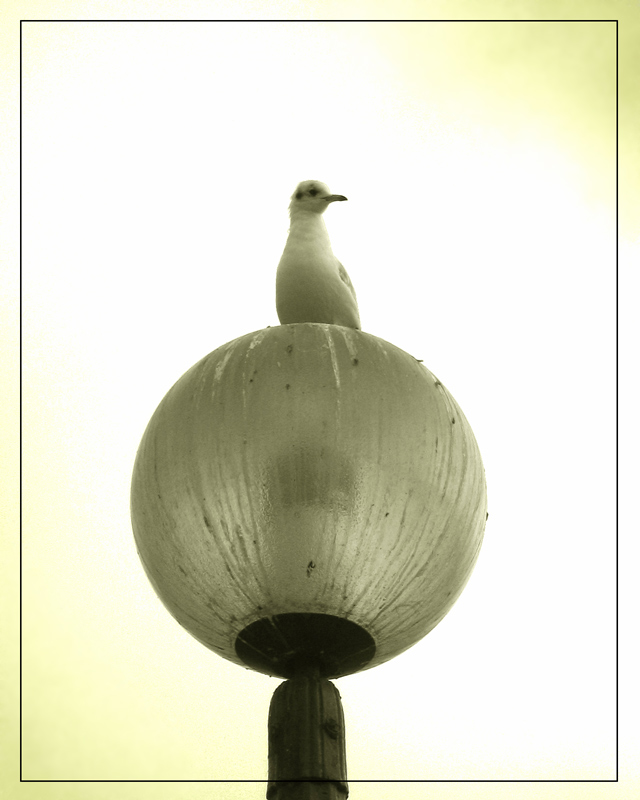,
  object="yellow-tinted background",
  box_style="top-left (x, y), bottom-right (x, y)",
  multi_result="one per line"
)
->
top-left (3, 1), bottom-right (638, 798)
